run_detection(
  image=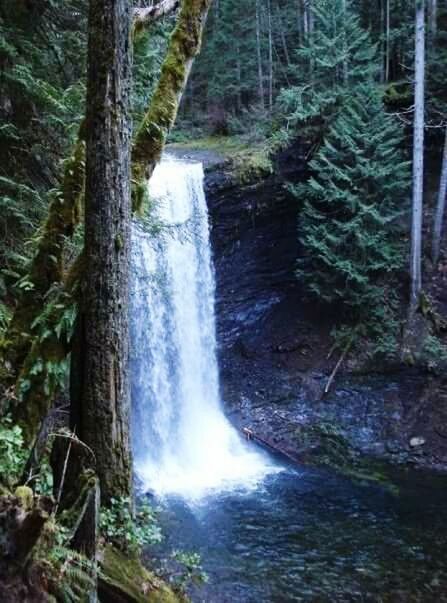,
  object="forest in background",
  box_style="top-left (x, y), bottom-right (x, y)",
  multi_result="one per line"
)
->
top-left (1, 0), bottom-right (447, 601)
top-left (1, 0), bottom-right (446, 350)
